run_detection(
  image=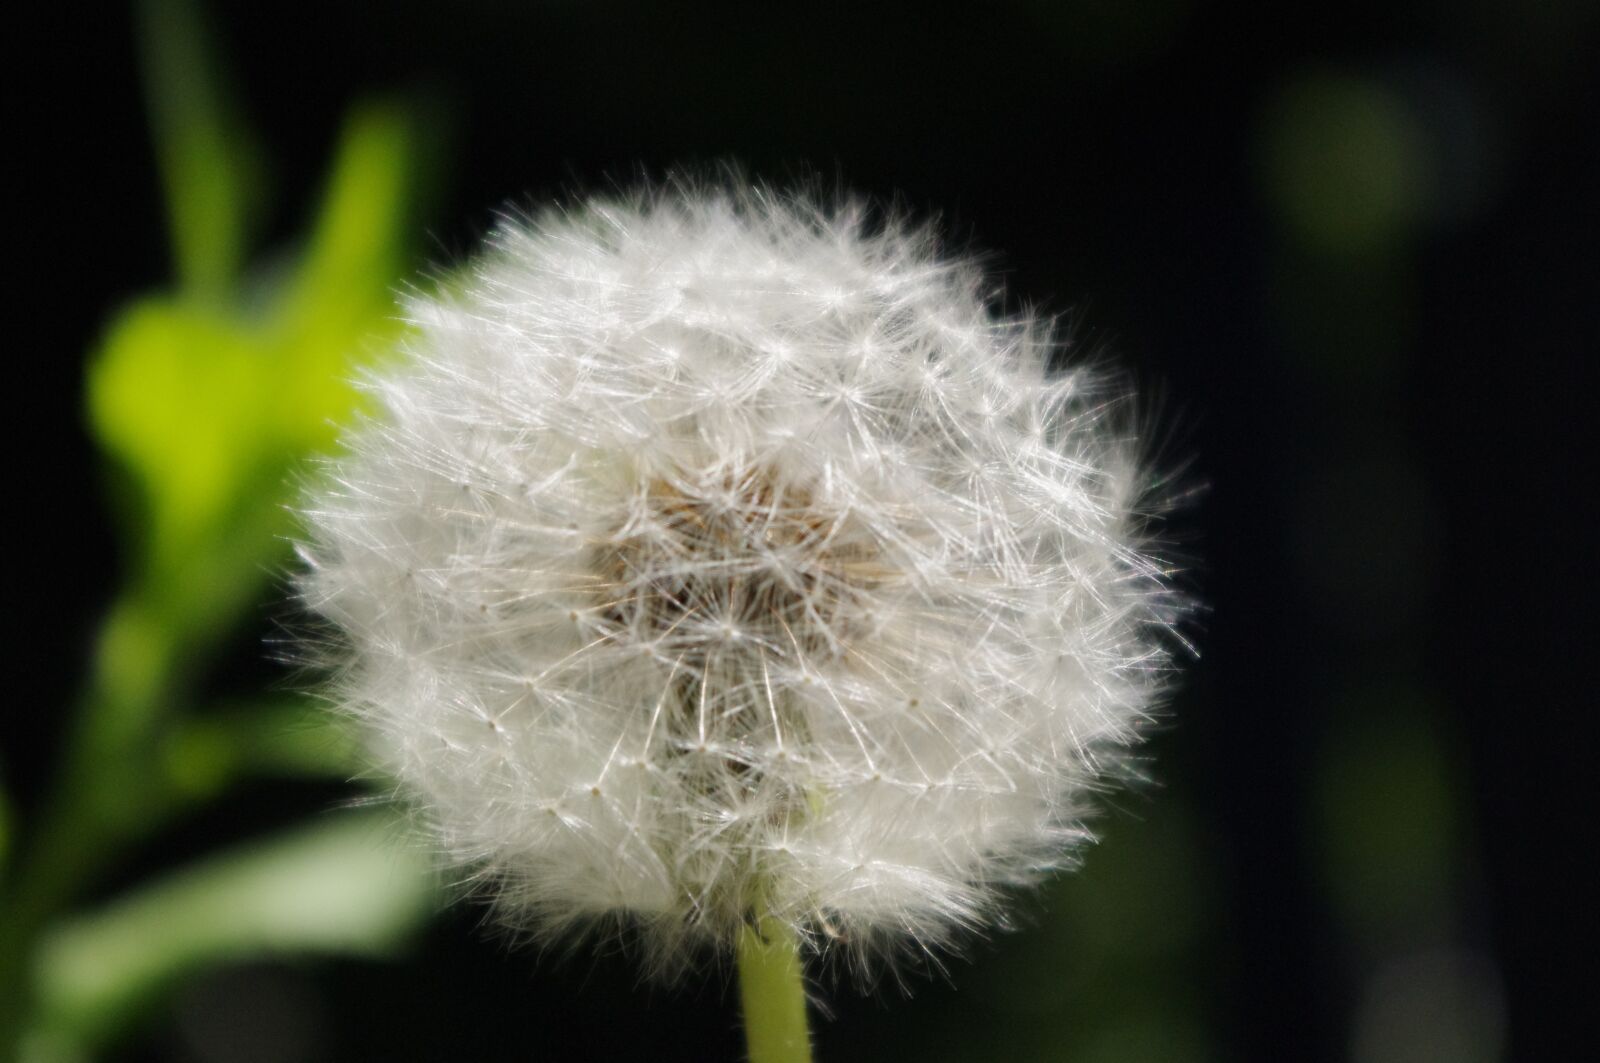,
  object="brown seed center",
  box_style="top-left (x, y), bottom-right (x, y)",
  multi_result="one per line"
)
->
top-left (592, 471), bottom-right (877, 665)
